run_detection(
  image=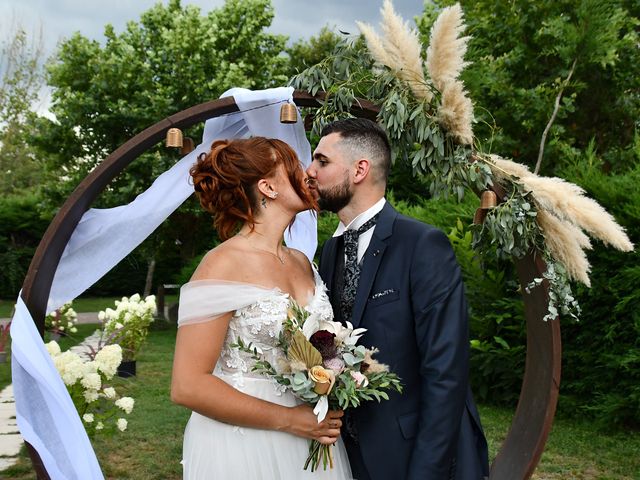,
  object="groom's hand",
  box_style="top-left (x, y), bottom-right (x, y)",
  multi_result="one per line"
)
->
top-left (284, 405), bottom-right (343, 445)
